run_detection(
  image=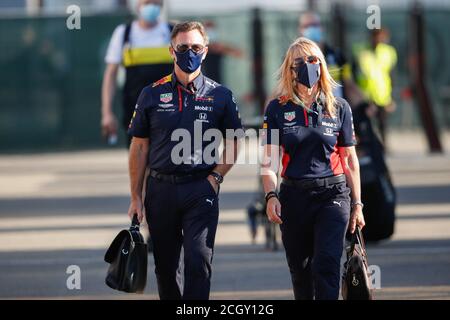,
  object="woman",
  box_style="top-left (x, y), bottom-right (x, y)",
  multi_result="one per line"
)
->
top-left (261, 37), bottom-right (365, 300)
